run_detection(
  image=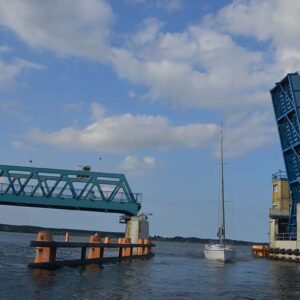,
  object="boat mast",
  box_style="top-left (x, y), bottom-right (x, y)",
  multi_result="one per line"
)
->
top-left (220, 123), bottom-right (225, 244)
